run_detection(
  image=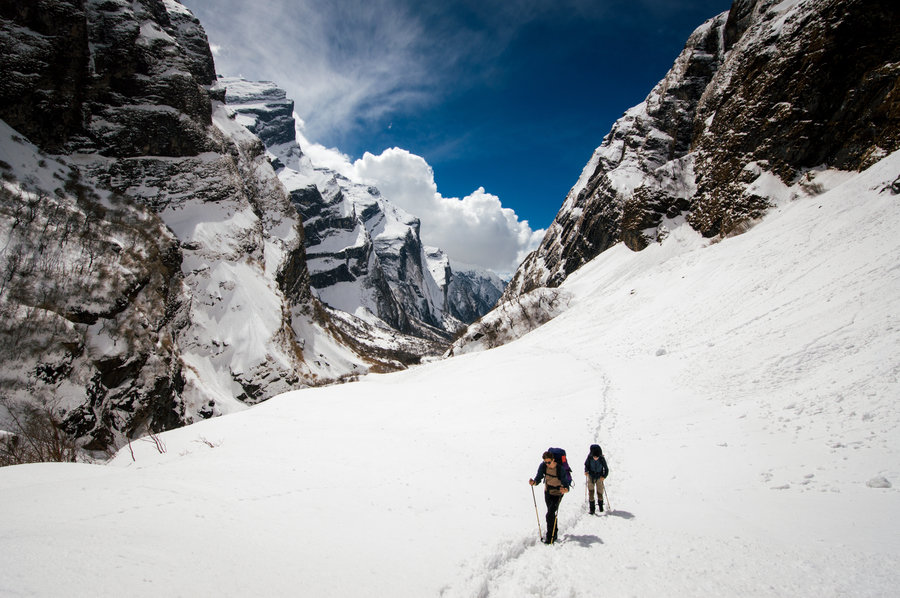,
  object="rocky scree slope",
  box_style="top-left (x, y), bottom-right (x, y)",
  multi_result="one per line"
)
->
top-left (503, 0), bottom-right (900, 300)
top-left (0, 0), bottom-right (379, 453)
